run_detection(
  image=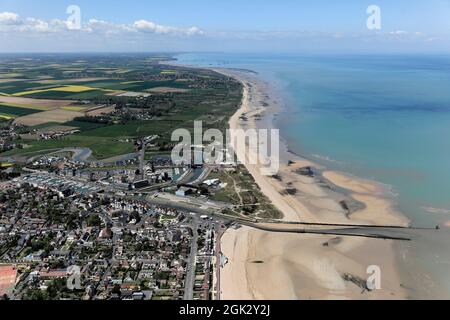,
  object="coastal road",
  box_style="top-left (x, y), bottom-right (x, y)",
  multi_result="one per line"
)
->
top-left (184, 222), bottom-right (199, 300)
top-left (125, 192), bottom-right (419, 241)
top-left (18, 169), bottom-right (423, 242)
top-left (214, 224), bottom-right (226, 300)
